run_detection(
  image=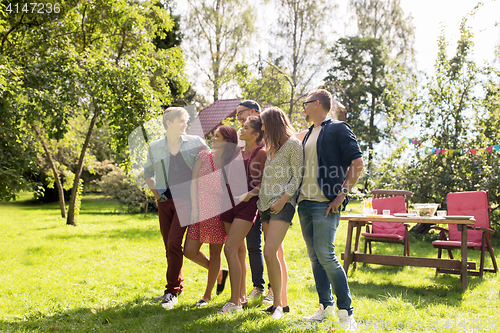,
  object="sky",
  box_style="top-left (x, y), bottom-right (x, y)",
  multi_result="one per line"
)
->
top-left (402, 0), bottom-right (500, 73)
top-left (176, 0), bottom-right (500, 101)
